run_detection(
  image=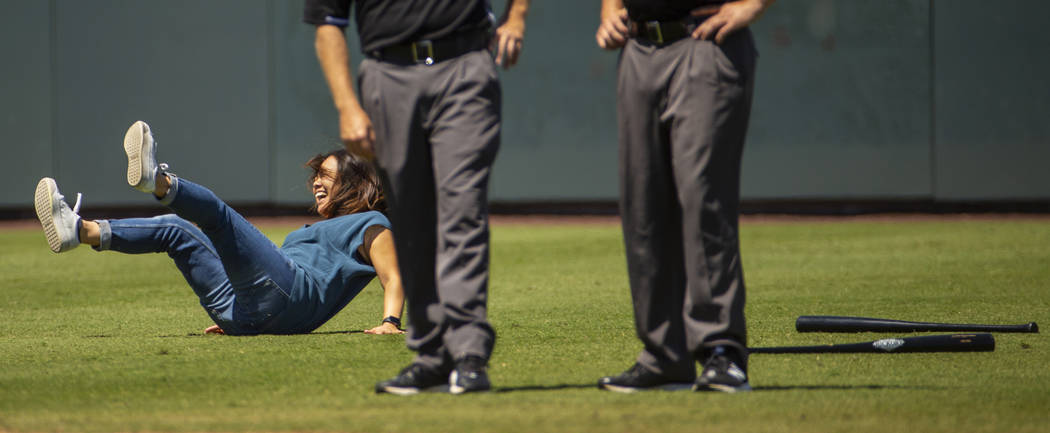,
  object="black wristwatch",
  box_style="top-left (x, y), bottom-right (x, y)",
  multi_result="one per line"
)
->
top-left (381, 316), bottom-right (402, 328)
